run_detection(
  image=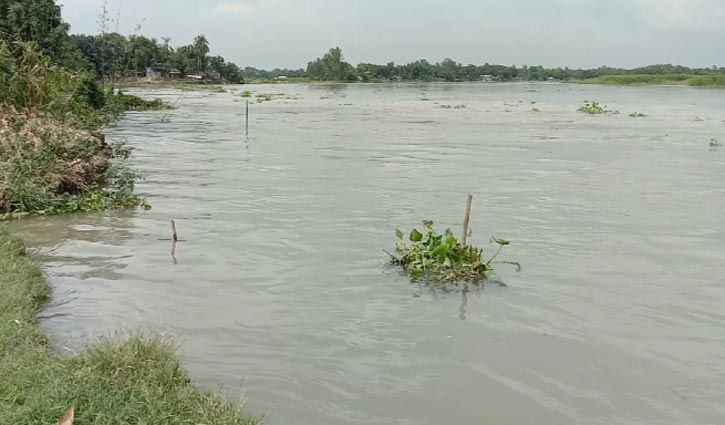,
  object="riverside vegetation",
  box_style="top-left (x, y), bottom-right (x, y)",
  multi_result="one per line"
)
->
top-left (0, 41), bottom-right (166, 220)
top-left (577, 74), bottom-right (725, 87)
top-left (1, 1), bottom-right (257, 422)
